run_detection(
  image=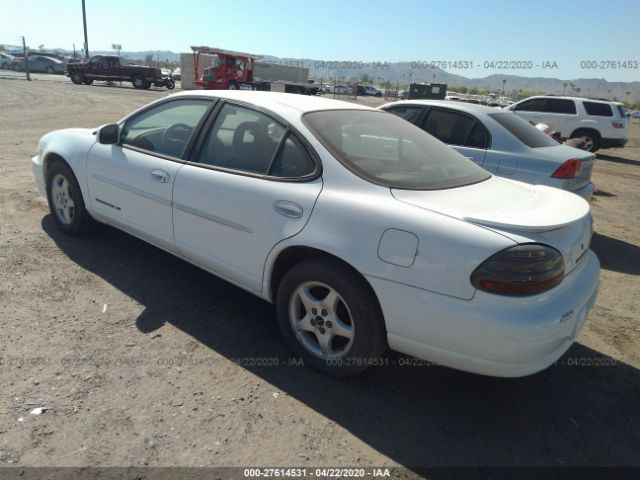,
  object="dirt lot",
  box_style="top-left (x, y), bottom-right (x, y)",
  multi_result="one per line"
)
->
top-left (0, 74), bottom-right (639, 474)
